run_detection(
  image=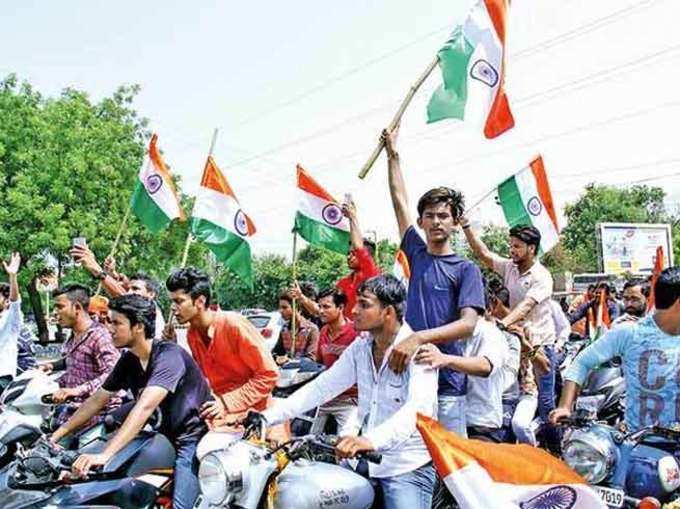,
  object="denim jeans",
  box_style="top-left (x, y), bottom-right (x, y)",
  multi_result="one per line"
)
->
top-left (437, 394), bottom-right (467, 437)
top-left (378, 462), bottom-right (436, 509)
top-left (537, 344), bottom-right (561, 450)
top-left (174, 437), bottom-right (201, 509)
top-left (511, 393), bottom-right (539, 446)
